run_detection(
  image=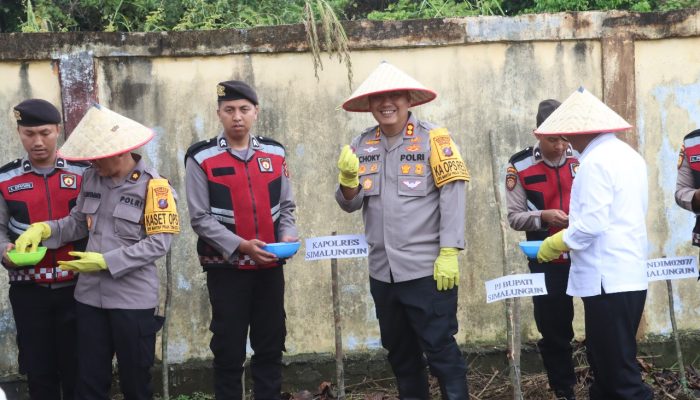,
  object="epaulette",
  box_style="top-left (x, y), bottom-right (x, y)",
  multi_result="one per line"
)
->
top-left (684, 129), bottom-right (700, 141)
top-left (185, 137), bottom-right (218, 165)
top-left (508, 147), bottom-right (533, 165)
top-left (417, 120), bottom-right (438, 131)
top-left (256, 136), bottom-right (285, 150)
top-left (0, 158), bottom-right (22, 174)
